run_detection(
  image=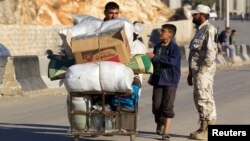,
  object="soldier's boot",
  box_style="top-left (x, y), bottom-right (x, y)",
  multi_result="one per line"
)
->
top-left (190, 119), bottom-right (216, 140)
top-left (207, 119), bottom-right (216, 125)
top-left (190, 120), bottom-right (208, 140)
